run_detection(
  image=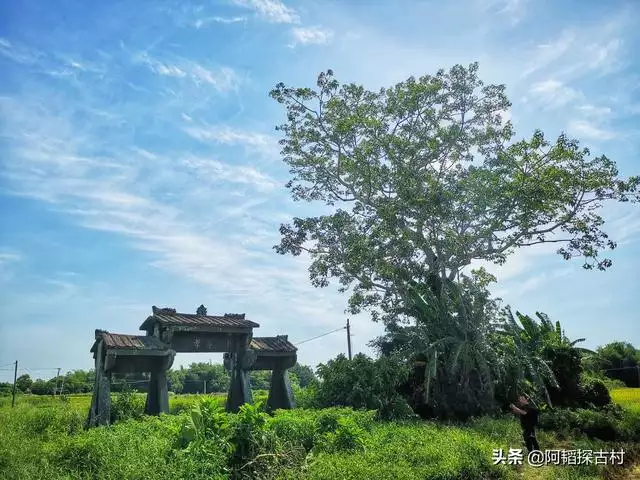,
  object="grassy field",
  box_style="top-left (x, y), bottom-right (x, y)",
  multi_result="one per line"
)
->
top-left (0, 390), bottom-right (638, 479)
top-left (611, 388), bottom-right (640, 414)
top-left (0, 391), bottom-right (269, 412)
